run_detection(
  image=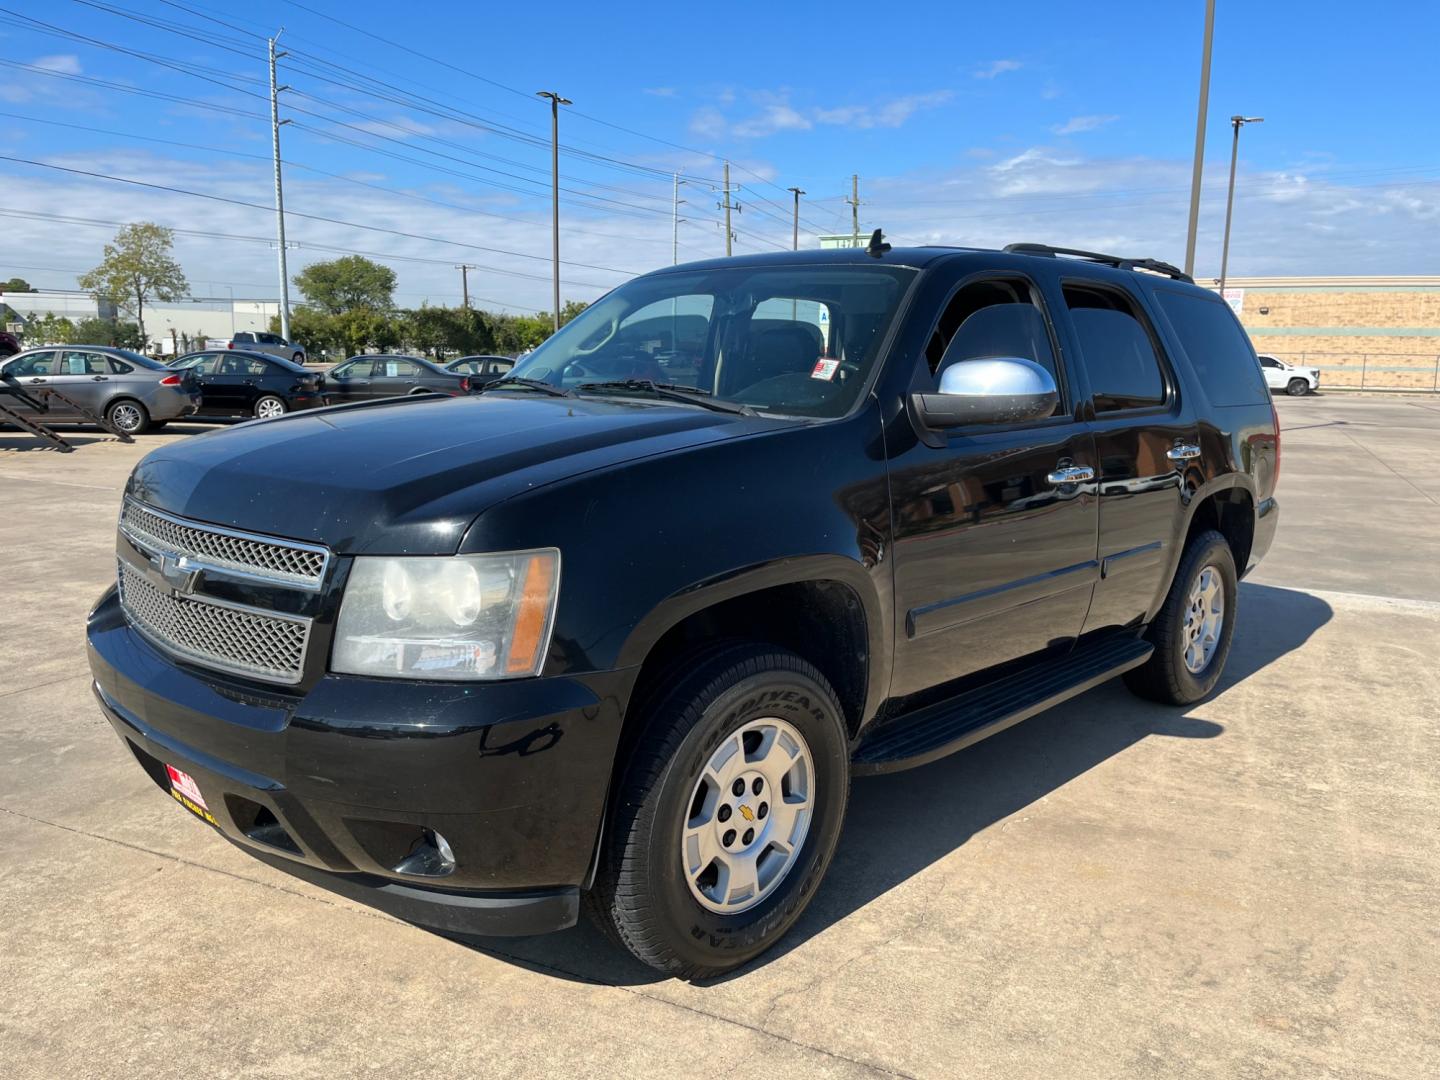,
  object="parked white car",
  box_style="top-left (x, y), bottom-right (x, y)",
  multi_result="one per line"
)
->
top-left (1259, 354), bottom-right (1319, 396)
